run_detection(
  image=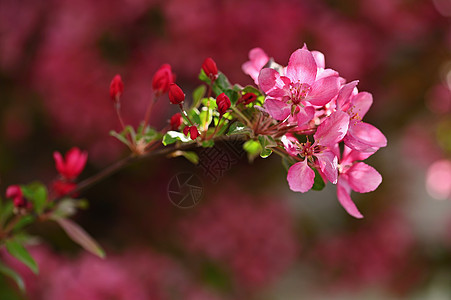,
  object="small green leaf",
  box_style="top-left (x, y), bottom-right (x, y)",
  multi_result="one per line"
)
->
top-left (199, 108), bottom-right (213, 129)
top-left (0, 261), bottom-right (26, 292)
top-left (212, 73), bottom-right (232, 96)
top-left (198, 68), bottom-right (211, 84)
top-left (162, 131), bottom-right (191, 146)
top-left (169, 150), bottom-right (199, 164)
top-left (192, 85), bottom-right (206, 108)
top-left (224, 89), bottom-right (239, 105)
top-left (53, 217), bottom-right (105, 258)
top-left (21, 183), bottom-right (47, 214)
top-left (242, 85), bottom-right (262, 97)
top-left (202, 140), bottom-right (215, 148)
top-left (0, 202), bottom-right (14, 227)
top-left (110, 130), bottom-right (130, 146)
top-left (5, 239), bottom-right (39, 274)
top-left (312, 168), bottom-right (326, 191)
top-left (13, 215), bottom-right (35, 232)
